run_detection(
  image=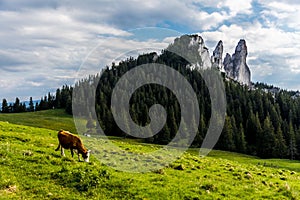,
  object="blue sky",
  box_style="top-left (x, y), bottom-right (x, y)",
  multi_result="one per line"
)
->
top-left (0, 0), bottom-right (300, 101)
